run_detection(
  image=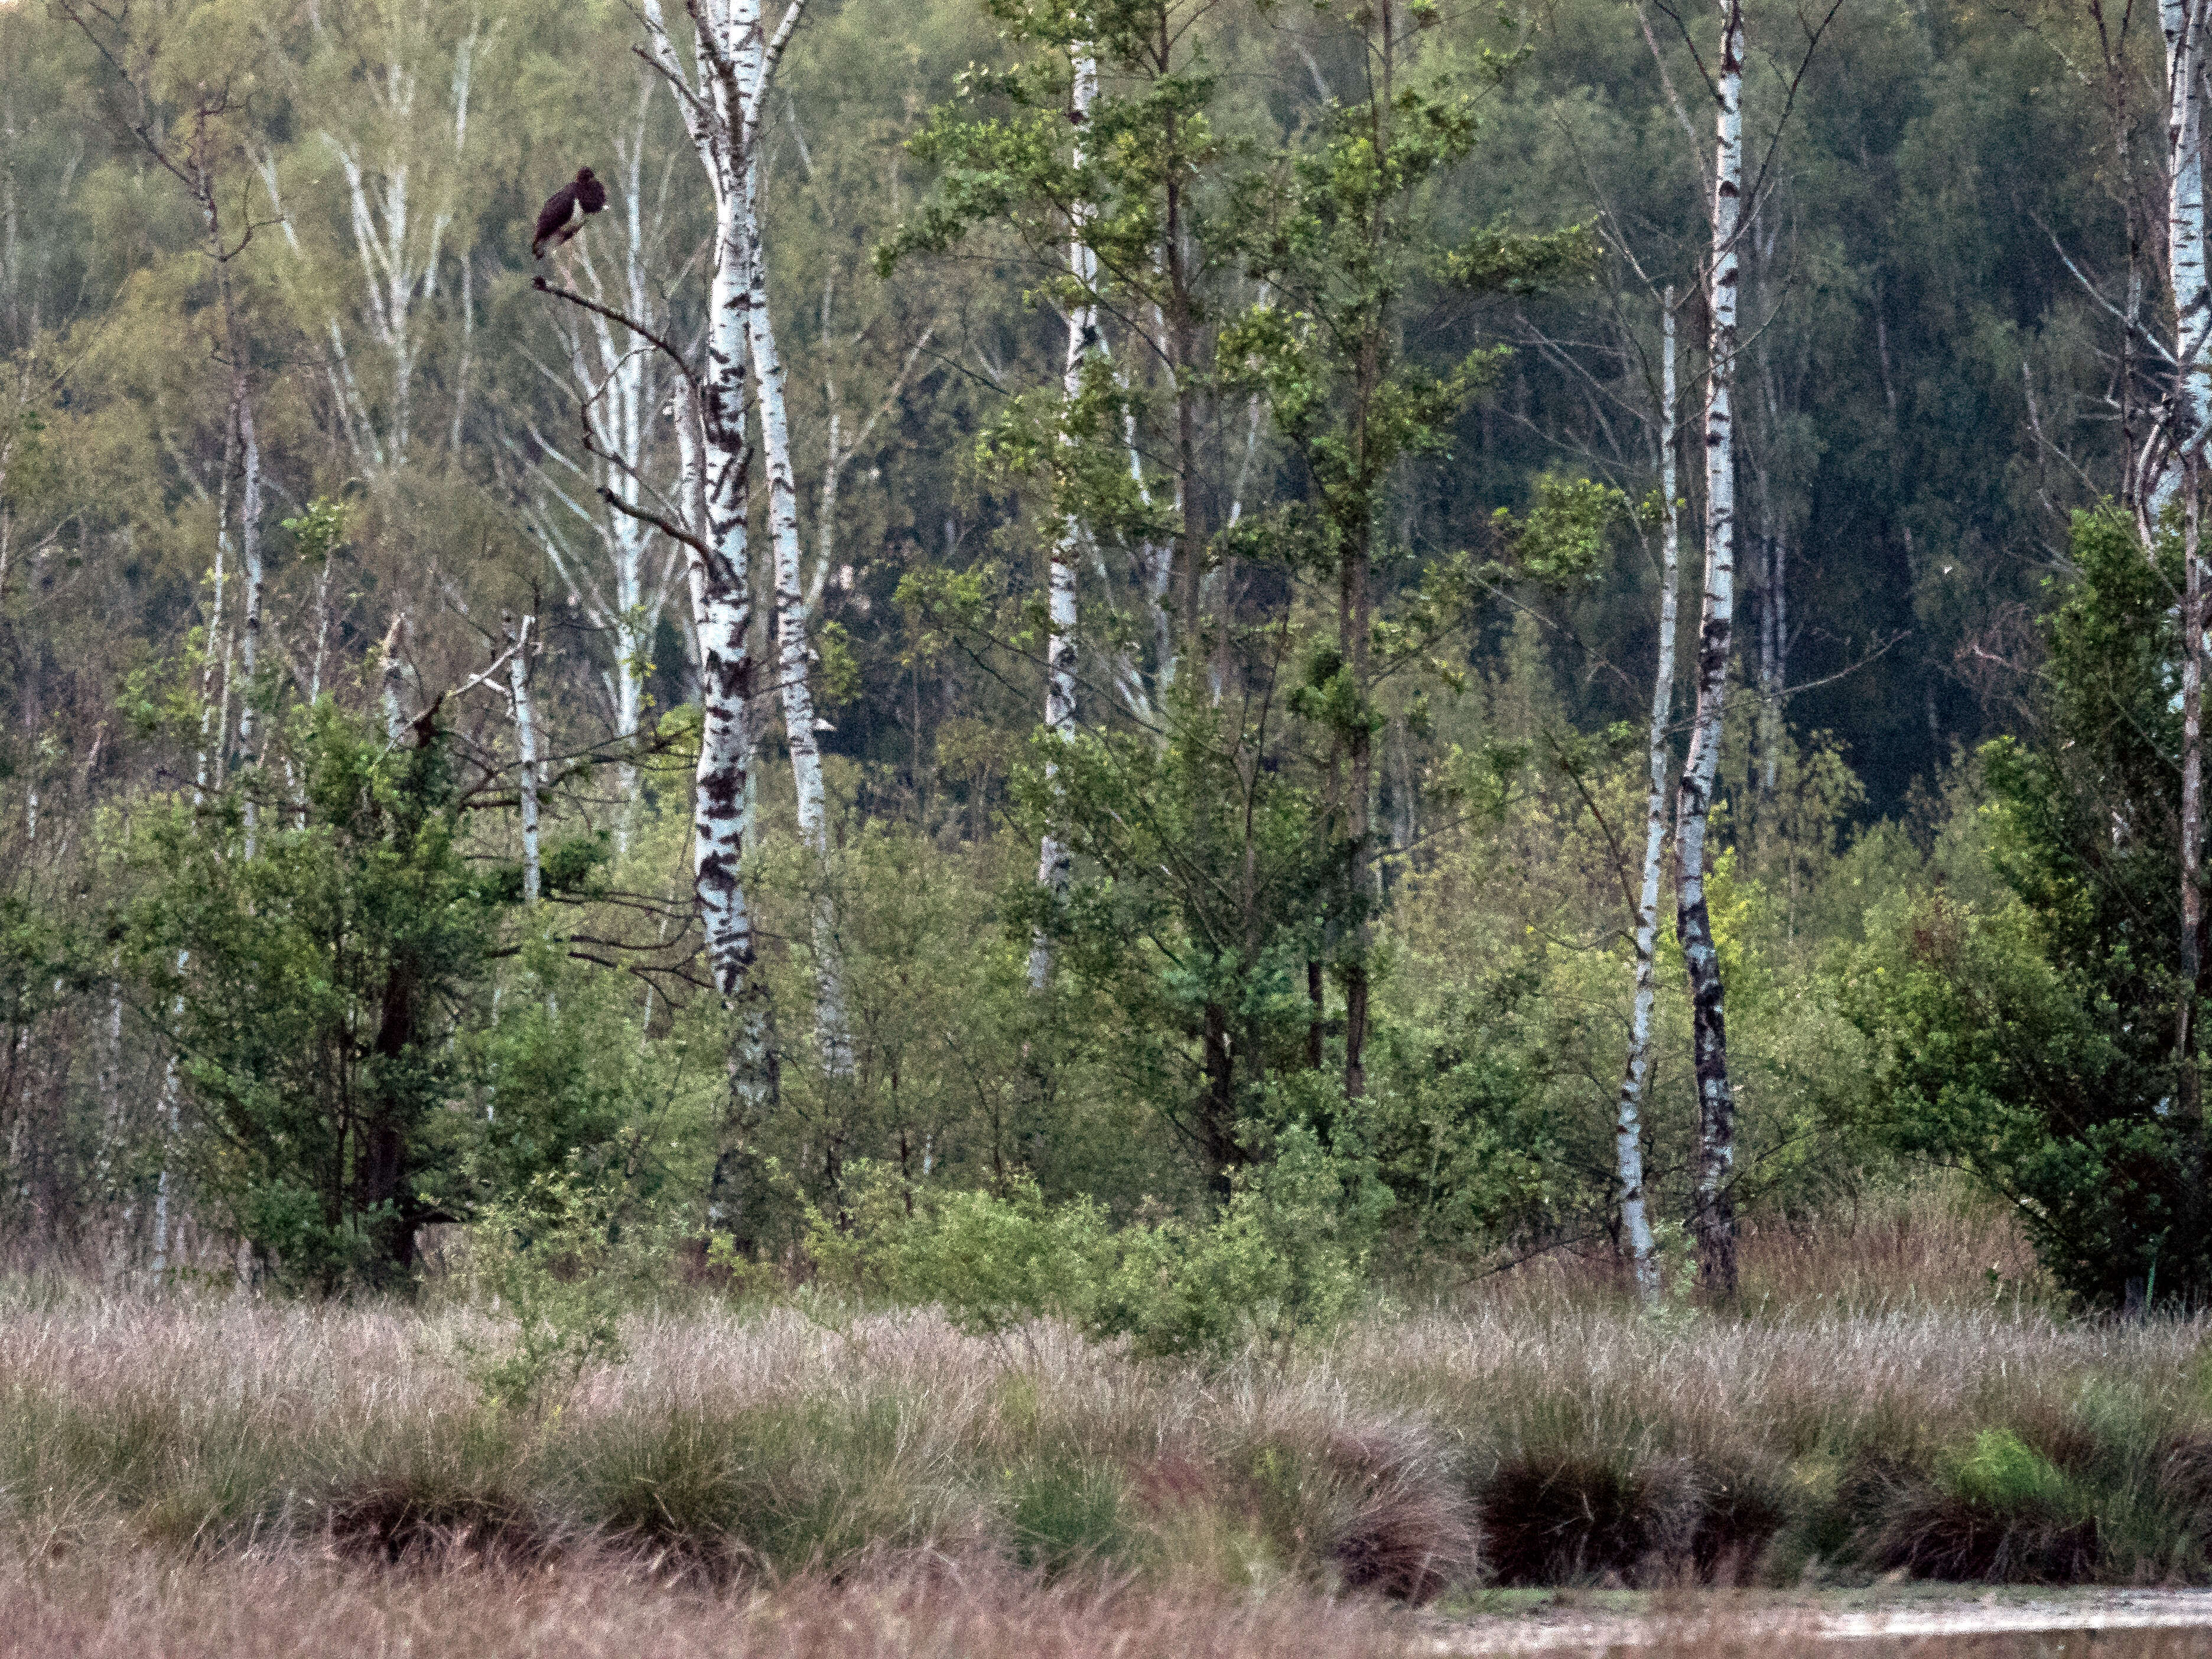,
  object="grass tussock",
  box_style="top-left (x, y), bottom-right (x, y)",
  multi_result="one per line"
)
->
top-left (0, 1544), bottom-right (1426, 1659)
top-left (12, 1193), bottom-right (2212, 1603)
